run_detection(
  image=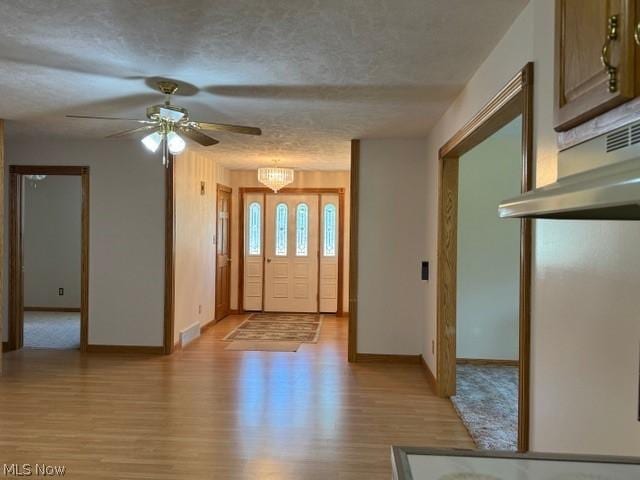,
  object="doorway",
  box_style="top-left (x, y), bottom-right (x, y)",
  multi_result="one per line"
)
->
top-left (239, 188), bottom-right (344, 314)
top-left (8, 166), bottom-right (90, 352)
top-left (215, 184), bottom-right (232, 321)
top-left (436, 64), bottom-right (533, 452)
